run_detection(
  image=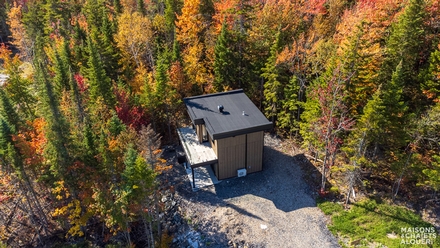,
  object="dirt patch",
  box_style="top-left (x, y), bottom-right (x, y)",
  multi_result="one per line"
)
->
top-left (162, 134), bottom-right (340, 247)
